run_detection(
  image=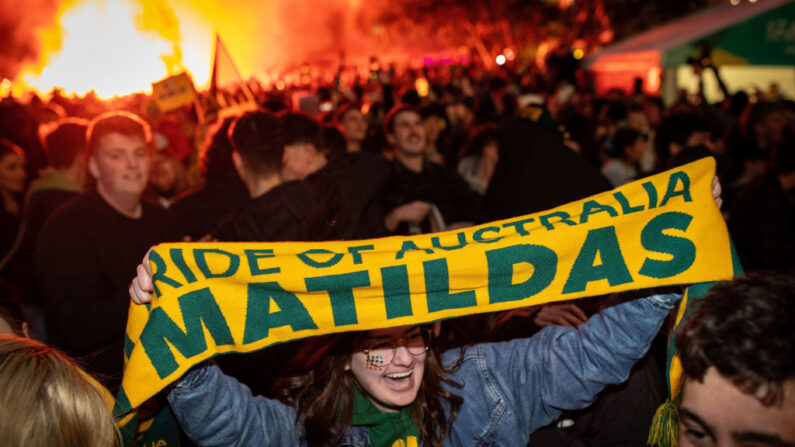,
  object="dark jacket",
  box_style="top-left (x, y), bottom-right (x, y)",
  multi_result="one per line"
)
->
top-left (34, 191), bottom-right (177, 391)
top-left (215, 152), bottom-right (391, 243)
